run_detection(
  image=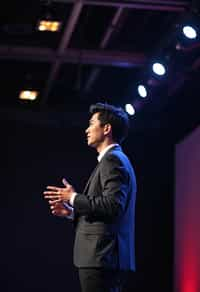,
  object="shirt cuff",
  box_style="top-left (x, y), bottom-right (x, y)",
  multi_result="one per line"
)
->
top-left (69, 192), bottom-right (77, 206)
top-left (62, 202), bottom-right (74, 220)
